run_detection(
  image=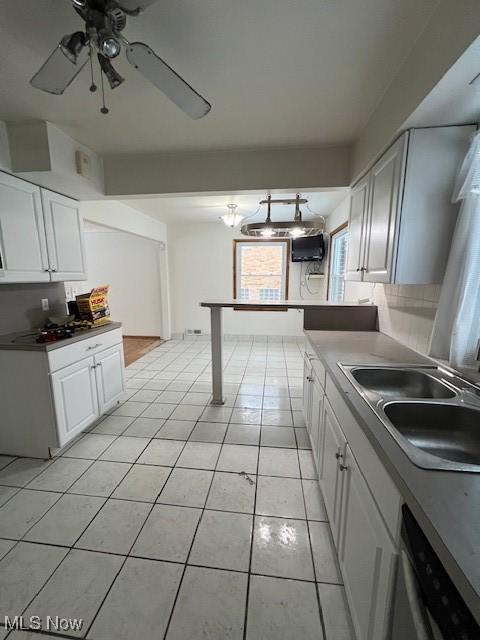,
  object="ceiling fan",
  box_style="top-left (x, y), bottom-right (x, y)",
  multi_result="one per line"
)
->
top-left (30, 0), bottom-right (212, 117)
